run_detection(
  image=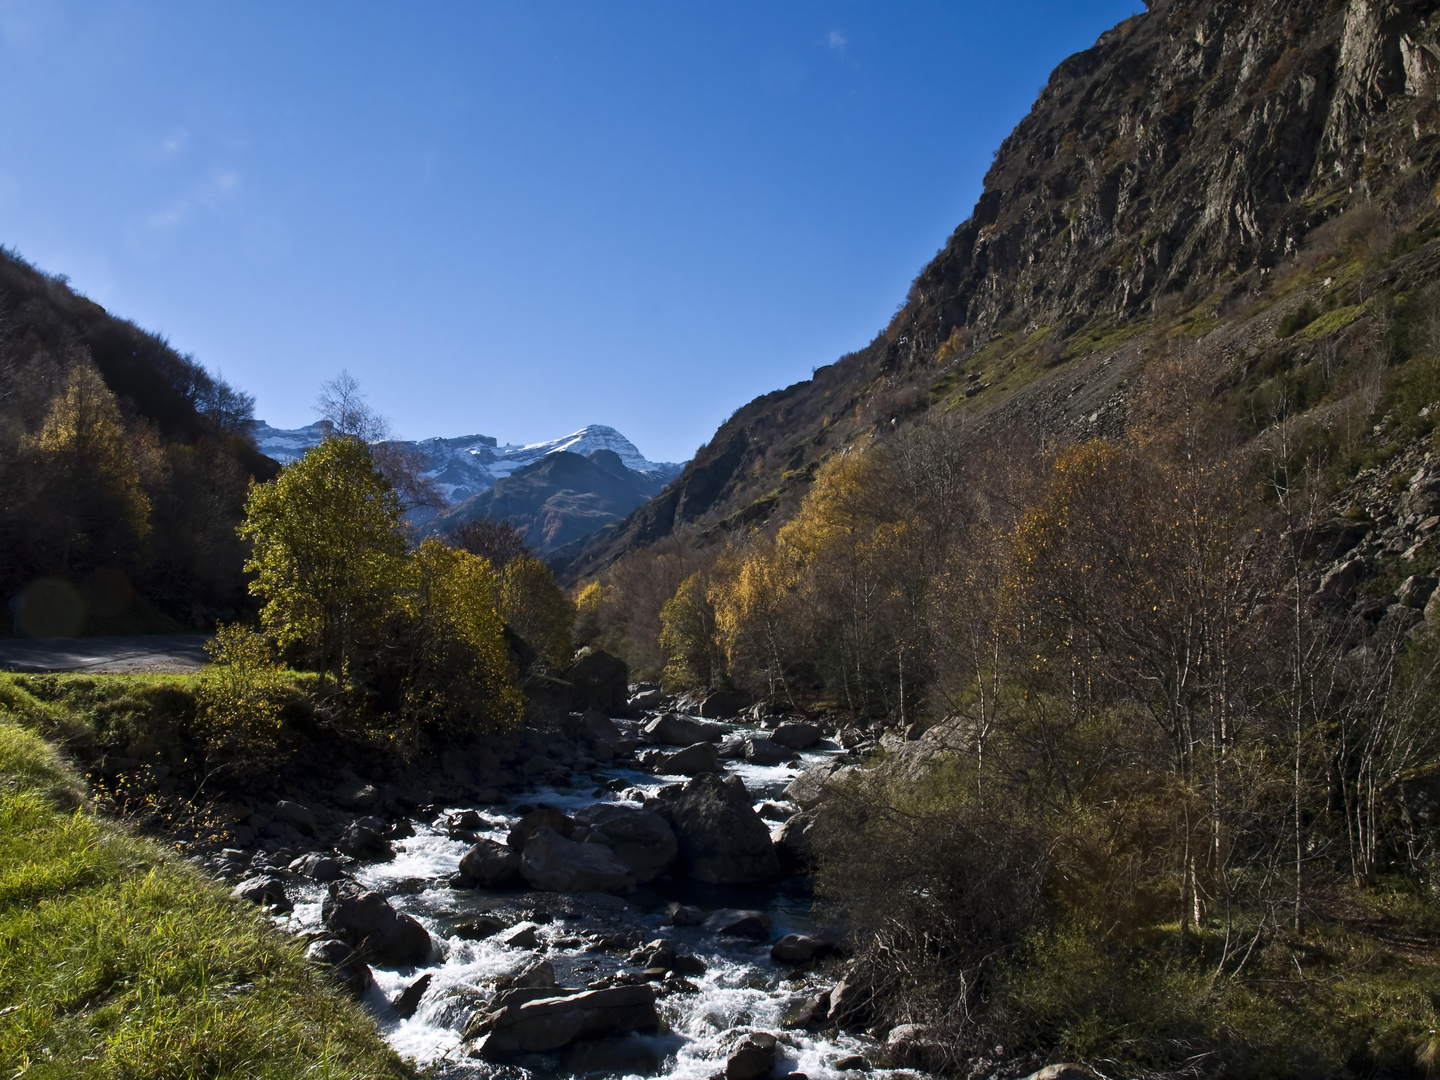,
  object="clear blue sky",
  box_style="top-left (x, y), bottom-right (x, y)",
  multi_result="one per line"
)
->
top-left (0, 0), bottom-right (1142, 464)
